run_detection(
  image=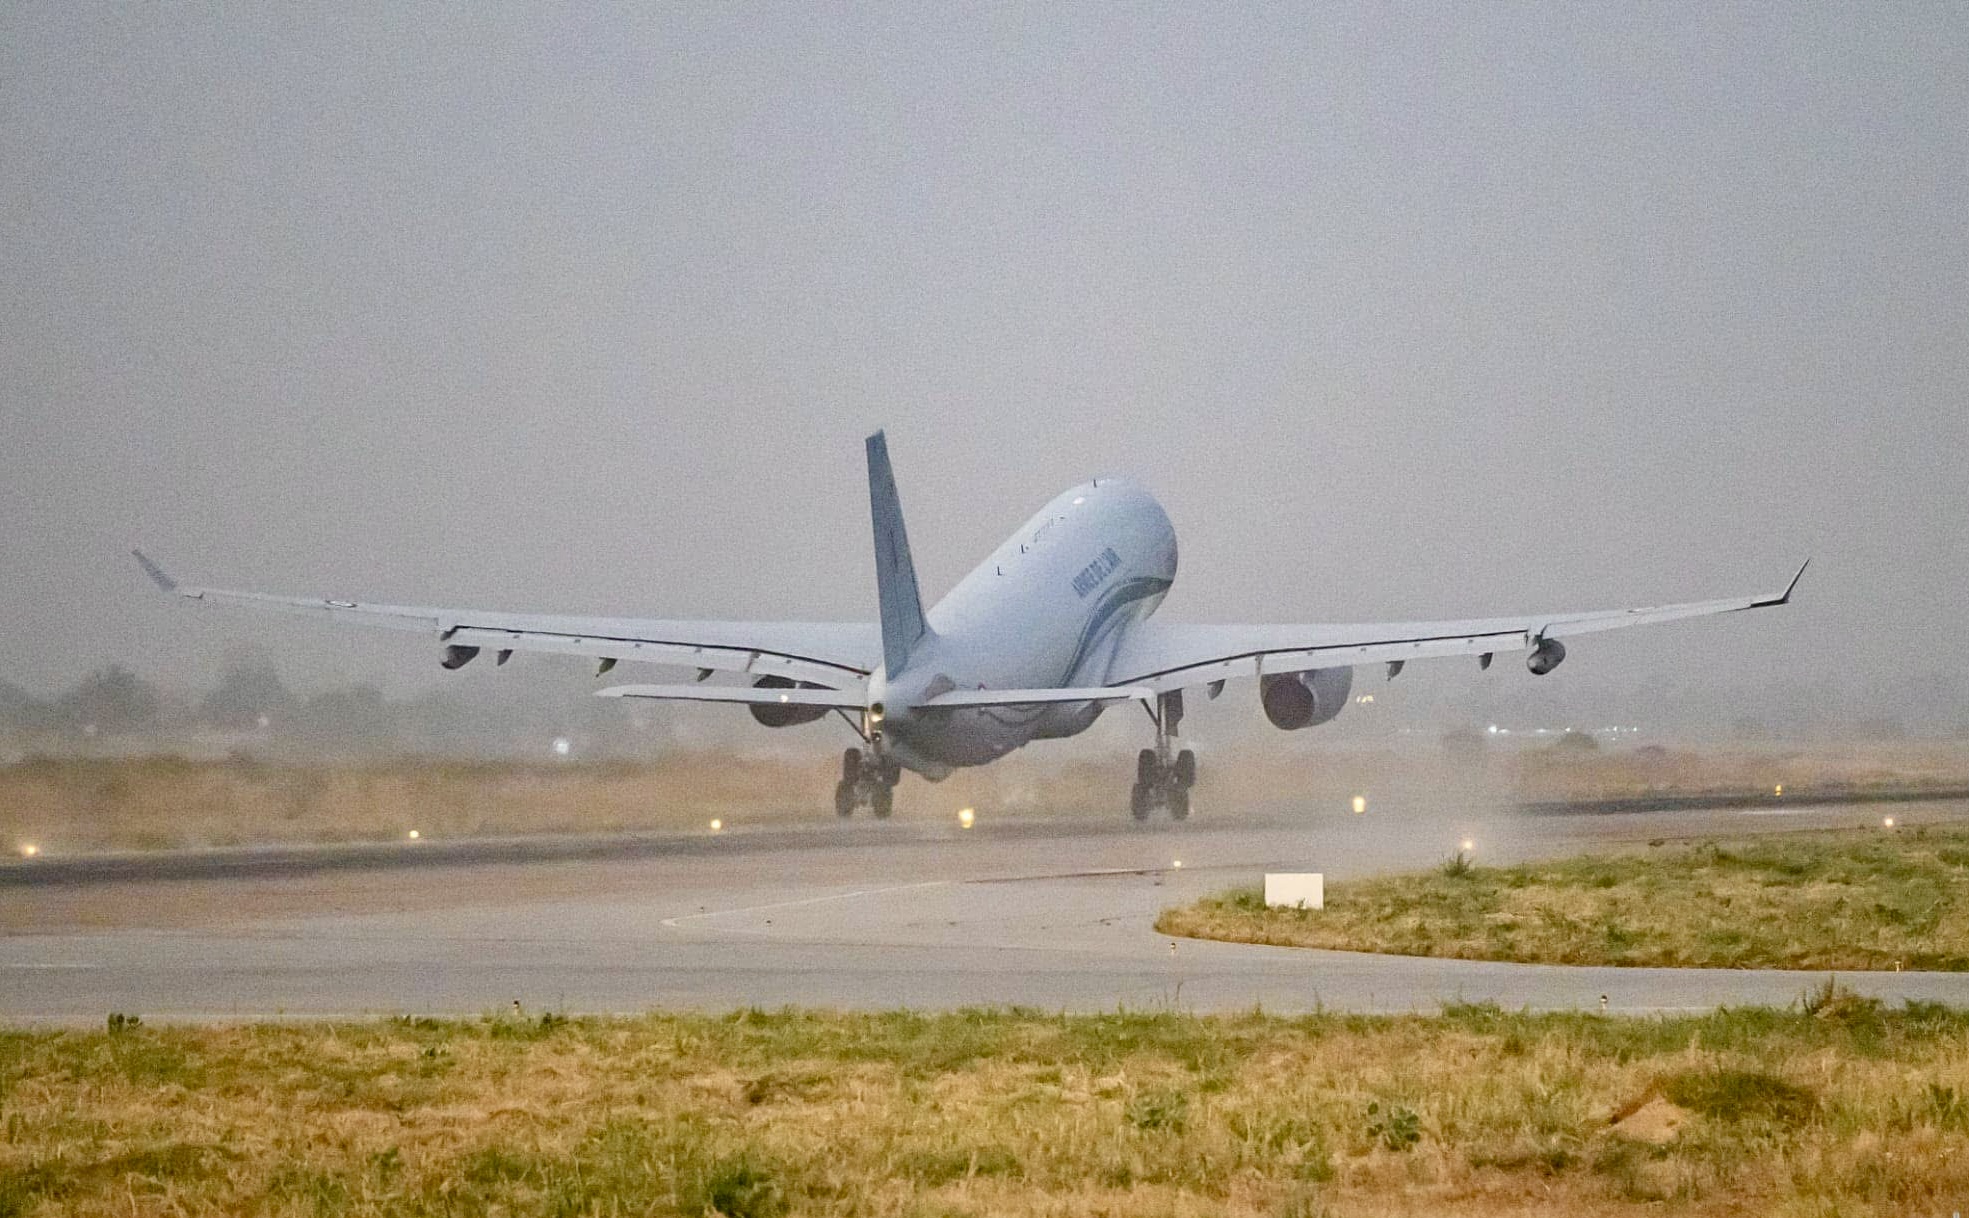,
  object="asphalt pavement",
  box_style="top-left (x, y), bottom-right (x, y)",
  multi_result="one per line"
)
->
top-left (4, 798), bottom-right (1966, 1023)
